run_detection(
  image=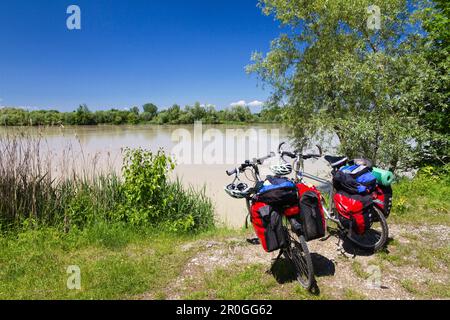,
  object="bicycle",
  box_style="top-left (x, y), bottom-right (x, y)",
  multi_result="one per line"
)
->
top-left (277, 143), bottom-right (389, 252)
top-left (224, 153), bottom-right (315, 290)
